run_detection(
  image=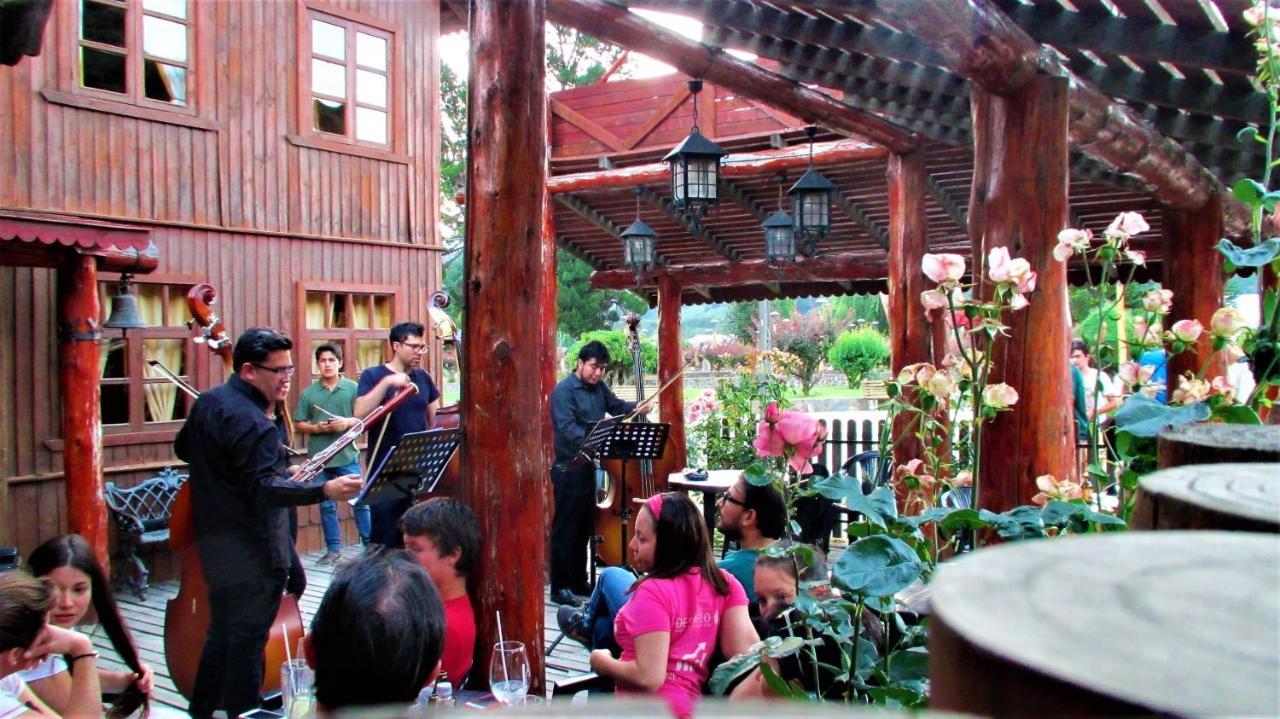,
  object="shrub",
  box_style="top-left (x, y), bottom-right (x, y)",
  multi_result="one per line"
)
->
top-left (686, 373), bottom-right (790, 470)
top-left (565, 330), bottom-right (656, 385)
top-left (828, 327), bottom-right (891, 388)
top-left (772, 313), bottom-right (837, 395)
top-left (700, 339), bottom-right (751, 370)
